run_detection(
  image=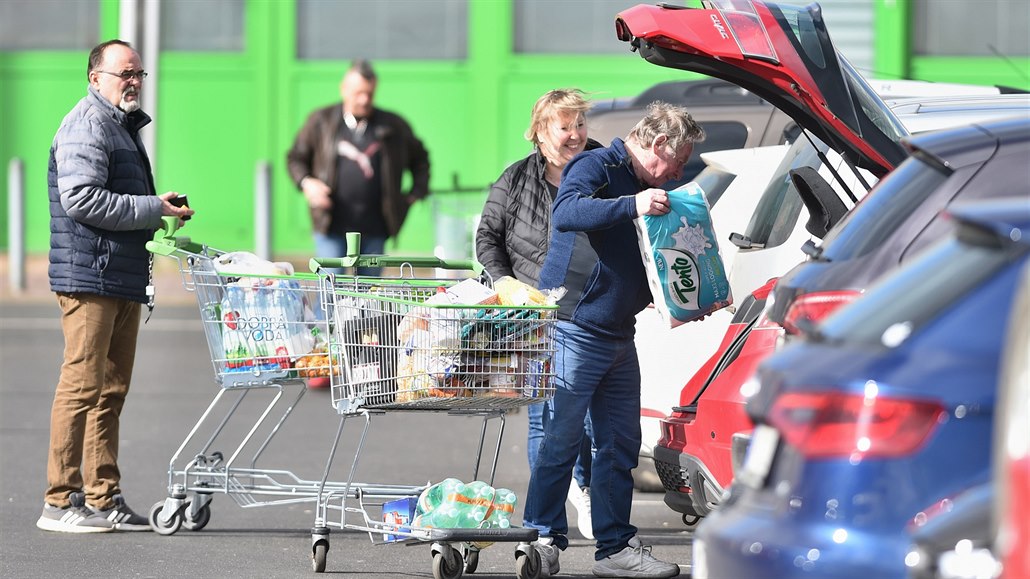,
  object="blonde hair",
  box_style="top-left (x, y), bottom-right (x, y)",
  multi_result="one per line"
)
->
top-left (525, 88), bottom-right (592, 145)
top-left (627, 101), bottom-right (706, 152)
